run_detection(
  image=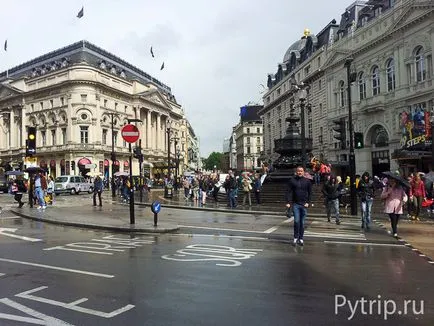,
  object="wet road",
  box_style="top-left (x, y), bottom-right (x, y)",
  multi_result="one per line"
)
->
top-left (0, 205), bottom-right (433, 326)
